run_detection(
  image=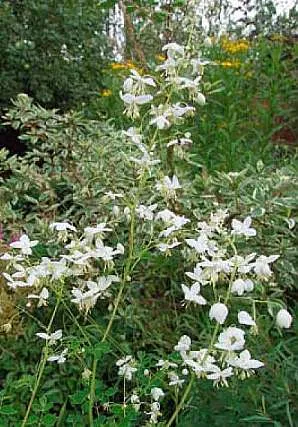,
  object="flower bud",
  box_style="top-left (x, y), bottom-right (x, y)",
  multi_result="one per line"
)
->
top-left (196, 92), bottom-right (206, 106)
top-left (209, 303), bottom-right (228, 324)
top-left (276, 309), bottom-right (292, 329)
